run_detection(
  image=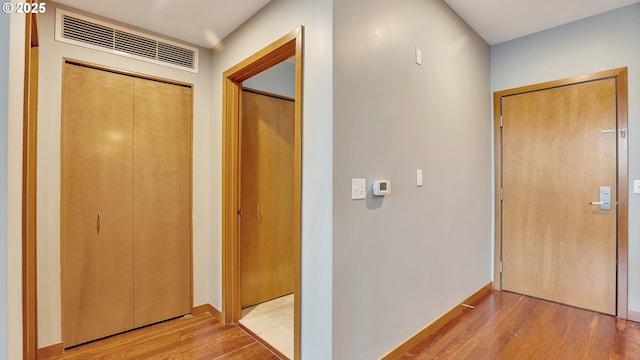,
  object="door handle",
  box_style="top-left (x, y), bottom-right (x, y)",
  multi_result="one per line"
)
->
top-left (590, 187), bottom-right (611, 210)
top-left (97, 212), bottom-right (101, 234)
